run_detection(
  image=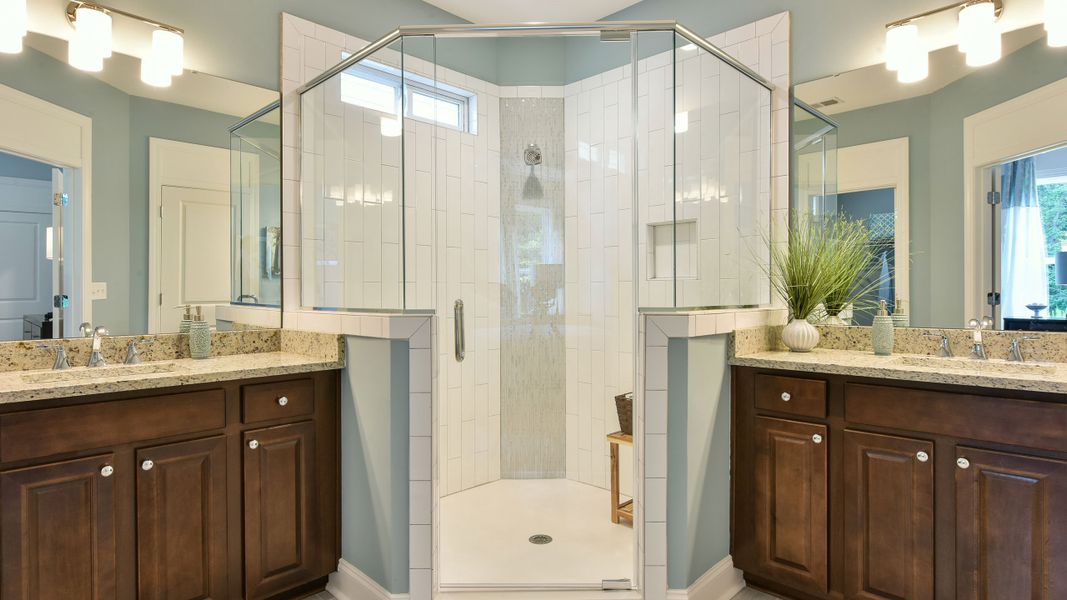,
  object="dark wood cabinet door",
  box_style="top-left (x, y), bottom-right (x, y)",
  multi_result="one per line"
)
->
top-left (956, 447), bottom-right (1067, 600)
top-left (844, 430), bottom-right (934, 600)
top-left (136, 436), bottom-right (228, 600)
top-left (753, 417), bottom-right (829, 594)
top-left (0, 454), bottom-right (117, 600)
top-left (243, 421), bottom-right (319, 600)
